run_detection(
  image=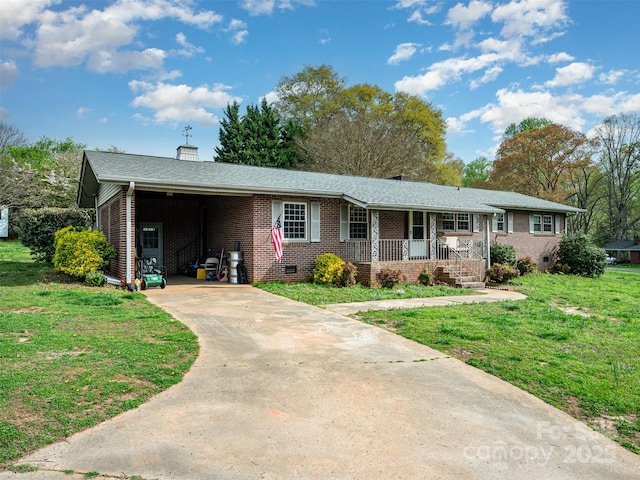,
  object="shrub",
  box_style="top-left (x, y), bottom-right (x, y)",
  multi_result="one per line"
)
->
top-left (490, 242), bottom-right (516, 266)
top-left (550, 262), bottom-right (572, 275)
top-left (312, 253), bottom-right (345, 286)
top-left (516, 256), bottom-right (537, 276)
top-left (556, 233), bottom-right (606, 277)
top-left (53, 227), bottom-right (116, 279)
top-left (486, 263), bottom-right (520, 284)
top-left (376, 268), bottom-right (405, 288)
top-left (20, 207), bottom-right (91, 262)
top-left (338, 262), bottom-right (357, 287)
top-left (418, 268), bottom-right (434, 286)
top-left (84, 270), bottom-right (107, 287)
